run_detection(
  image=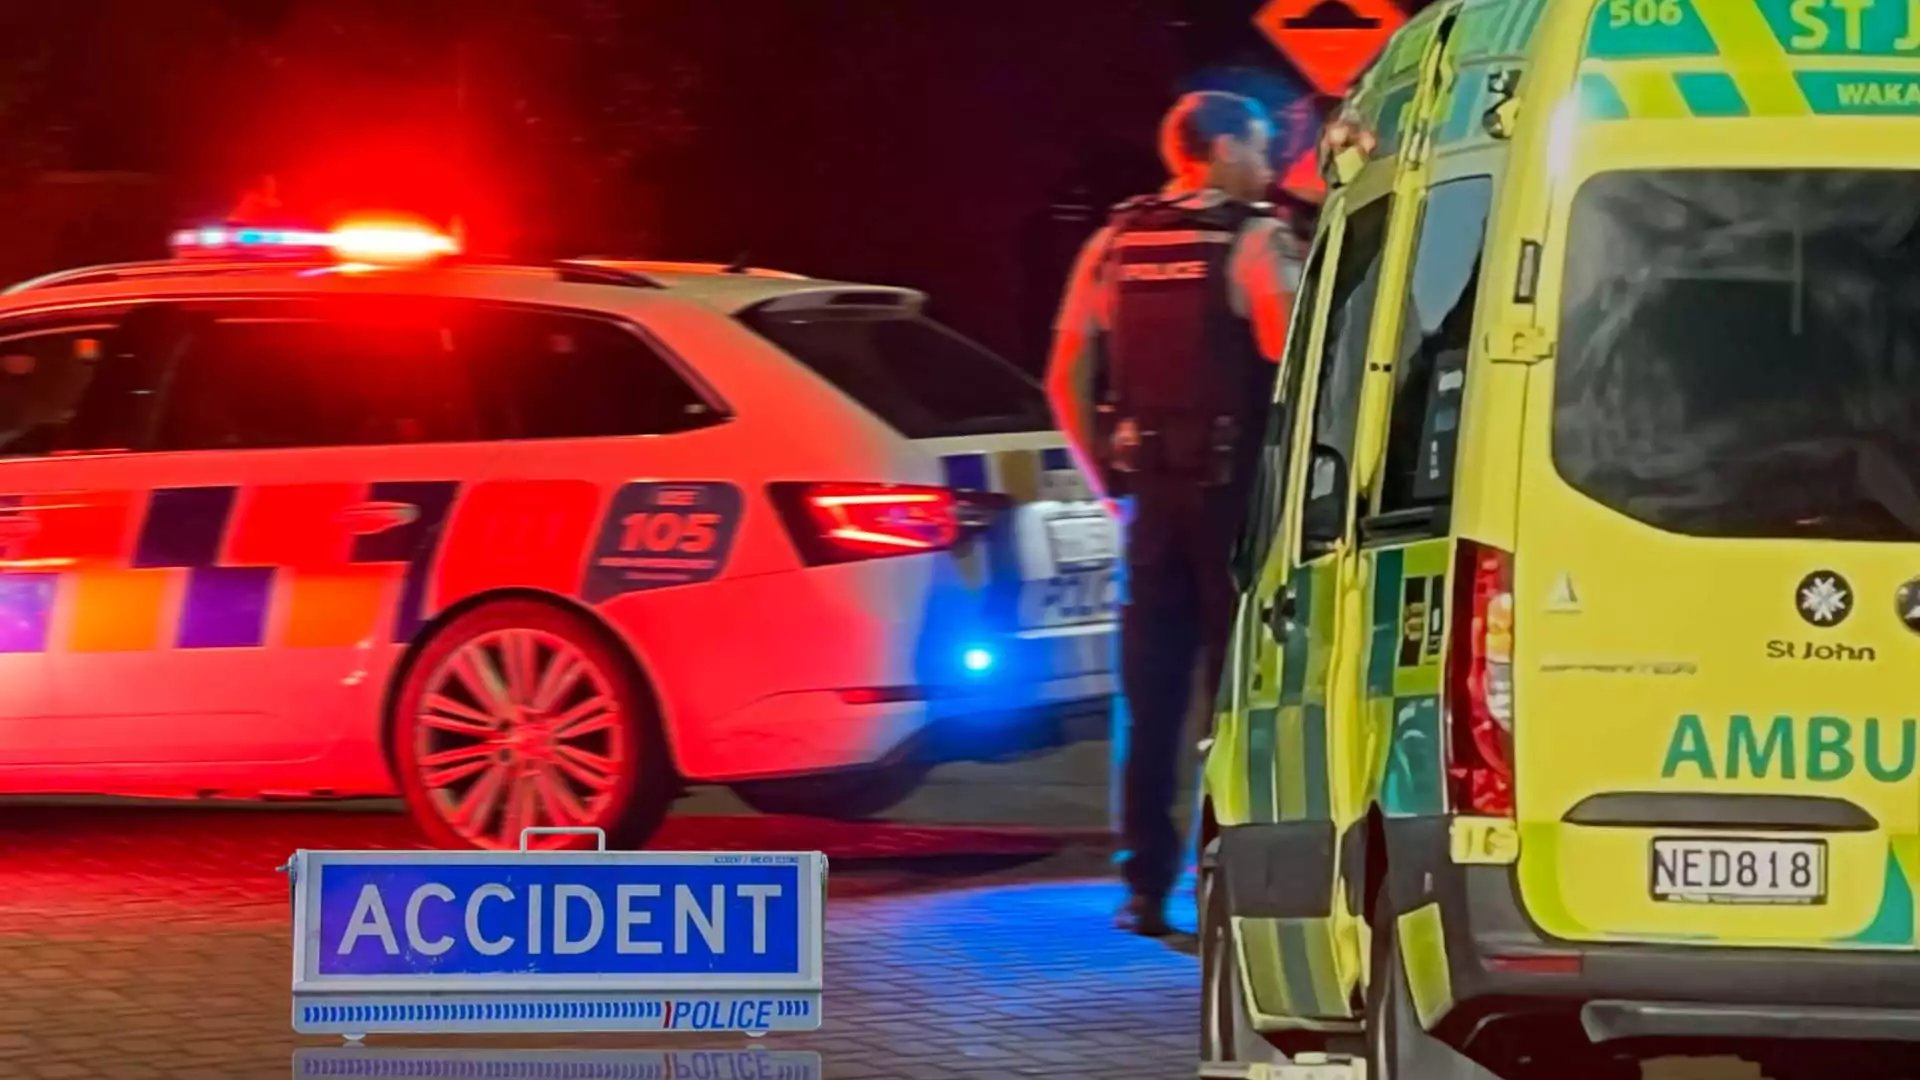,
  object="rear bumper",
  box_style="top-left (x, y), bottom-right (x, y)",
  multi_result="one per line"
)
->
top-left (1446, 868), bottom-right (1920, 1042)
top-left (678, 685), bottom-right (1112, 783)
top-left (1393, 821), bottom-right (1920, 1047)
top-left (610, 546), bottom-right (1114, 782)
top-left (676, 620), bottom-right (1113, 783)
